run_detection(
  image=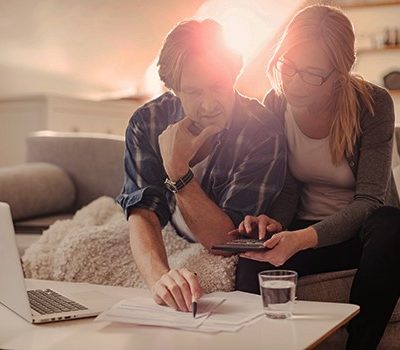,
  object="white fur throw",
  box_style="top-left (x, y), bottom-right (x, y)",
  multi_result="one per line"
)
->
top-left (22, 197), bottom-right (238, 293)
